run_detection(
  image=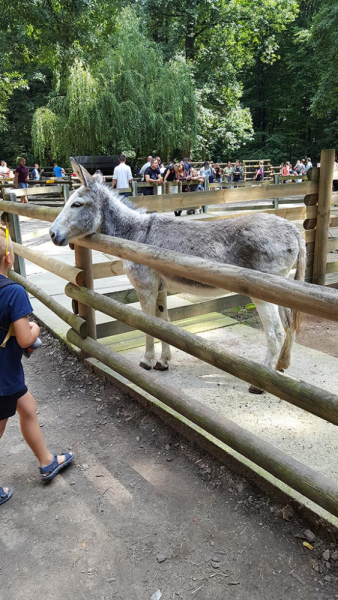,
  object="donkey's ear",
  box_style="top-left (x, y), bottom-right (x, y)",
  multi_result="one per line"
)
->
top-left (70, 157), bottom-right (93, 188)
